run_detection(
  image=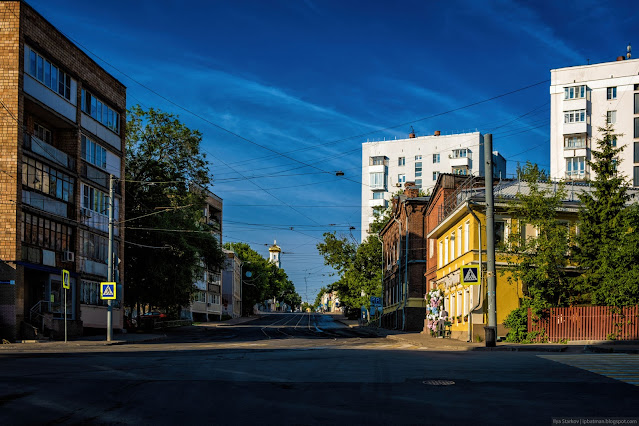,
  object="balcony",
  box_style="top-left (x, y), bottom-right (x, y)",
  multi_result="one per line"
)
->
top-left (563, 148), bottom-right (588, 159)
top-left (23, 134), bottom-right (75, 170)
top-left (563, 121), bottom-right (588, 136)
top-left (23, 73), bottom-right (77, 123)
top-left (449, 156), bottom-right (470, 168)
top-left (369, 198), bottom-right (387, 208)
